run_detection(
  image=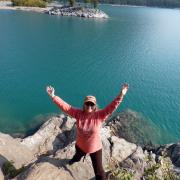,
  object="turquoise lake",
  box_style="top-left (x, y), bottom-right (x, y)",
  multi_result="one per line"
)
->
top-left (0, 5), bottom-right (180, 143)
